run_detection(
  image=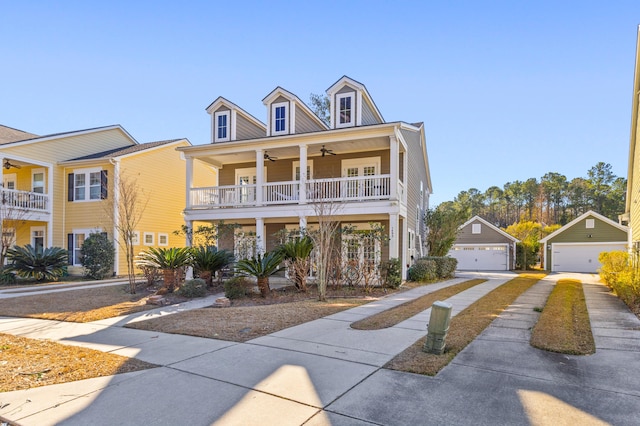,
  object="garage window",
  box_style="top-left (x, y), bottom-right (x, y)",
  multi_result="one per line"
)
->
top-left (586, 219), bottom-right (595, 229)
top-left (472, 224), bottom-right (481, 234)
